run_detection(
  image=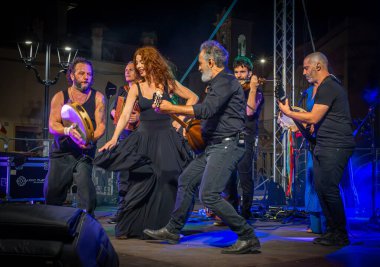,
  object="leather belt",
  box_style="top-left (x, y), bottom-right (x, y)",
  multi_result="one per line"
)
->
top-left (207, 136), bottom-right (236, 146)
